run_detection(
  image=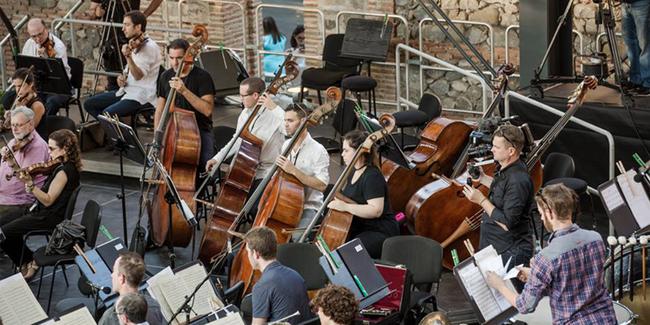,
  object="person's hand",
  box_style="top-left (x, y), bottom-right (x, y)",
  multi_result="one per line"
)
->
top-left (121, 44), bottom-right (132, 58)
top-left (327, 199), bottom-right (347, 212)
top-left (275, 156), bottom-right (296, 175)
top-left (206, 159), bottom-right (218, 172)
top-left (37, 46), bottom-right (47, 57)
top-left (486, 271), bottom-right (505, 289)
top-left (117, 74), bottom-right (127, 88)
top-left (0, 146), bottom-right (9, 160)
top-left (517, 266), bottom-right (531, 283)
top-left (259, 93), bottom-right (277, 110)
top-left (469, 164), bottom-right (485, 181)
top-left (462, 184), bottom-right (486, 205)
top-left (169, 77), bottom-right (186, 94)
top-left (17, 170), bottom-right (32, 184)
